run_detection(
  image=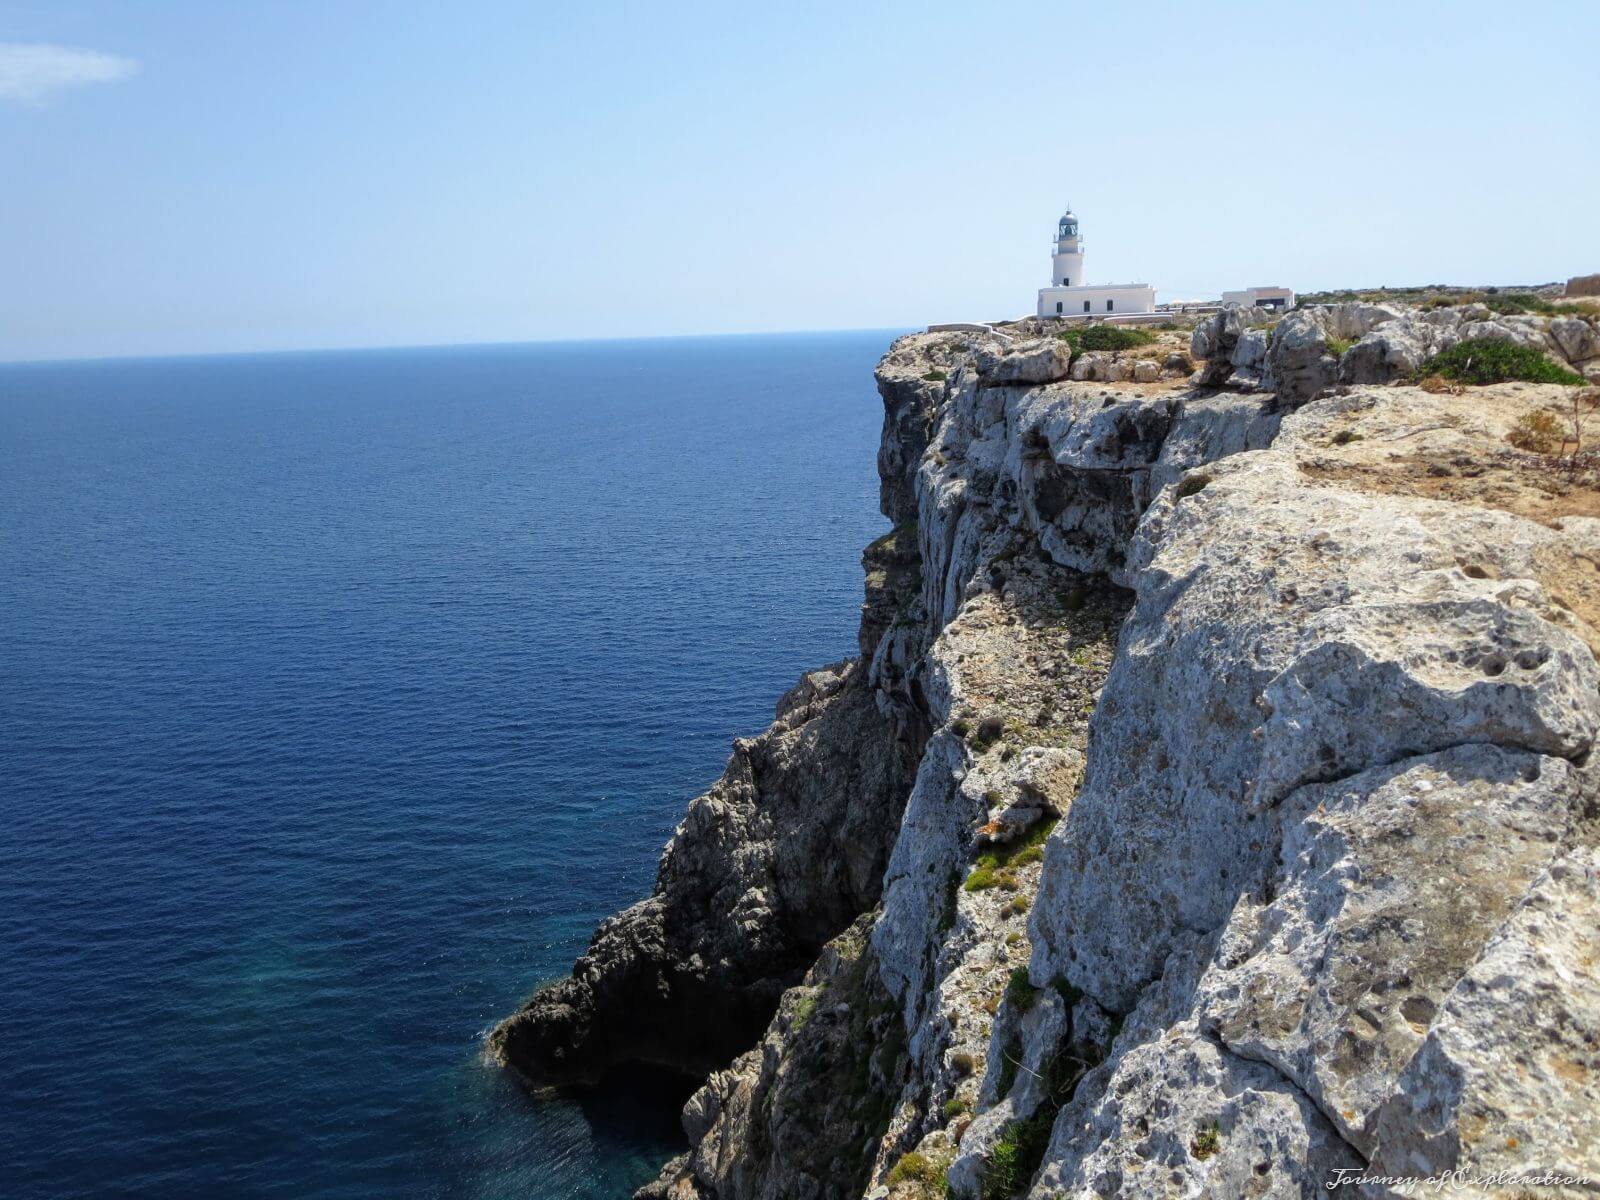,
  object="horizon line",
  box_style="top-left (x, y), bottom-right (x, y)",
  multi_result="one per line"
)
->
top-left (0, 324), bottom-right (929, 370)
